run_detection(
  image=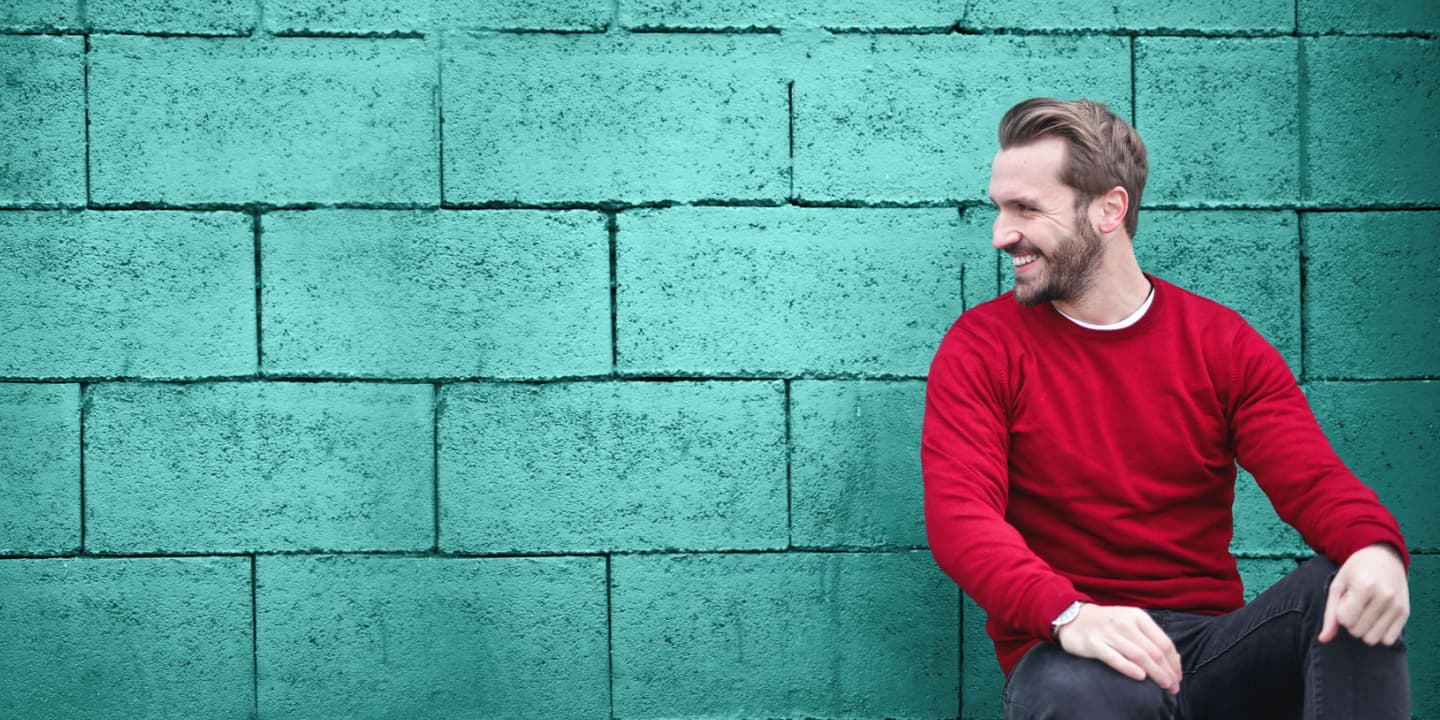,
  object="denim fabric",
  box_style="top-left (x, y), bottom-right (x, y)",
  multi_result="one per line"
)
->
top-left (1002, 557), bottom-right (1410, 719)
